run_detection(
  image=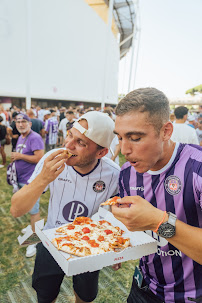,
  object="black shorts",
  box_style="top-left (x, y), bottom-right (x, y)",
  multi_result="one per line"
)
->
top-left (32, 243), bottom-right (99, 303)
top-left (127, 275), bottom-right (164, 303)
